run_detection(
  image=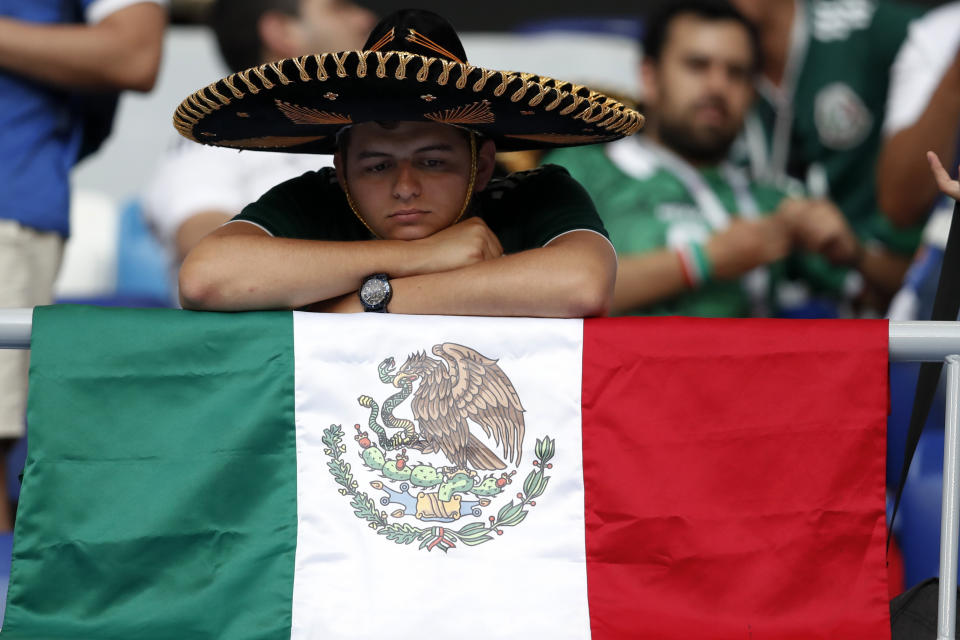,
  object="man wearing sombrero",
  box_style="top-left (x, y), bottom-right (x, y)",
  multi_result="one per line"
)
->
top-left (177, 9), bottom-right (643, 316)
